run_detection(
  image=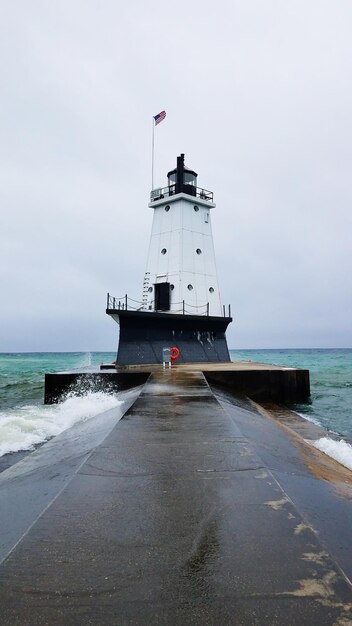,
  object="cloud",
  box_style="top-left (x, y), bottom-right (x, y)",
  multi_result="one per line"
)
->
top-left (1, 0), bottom-right (351, 350)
